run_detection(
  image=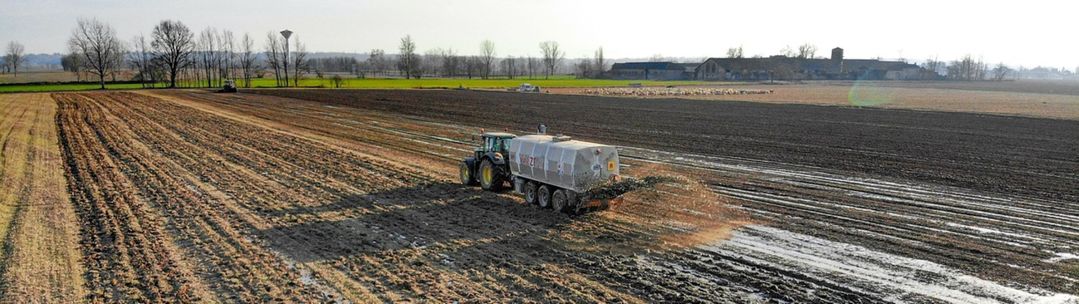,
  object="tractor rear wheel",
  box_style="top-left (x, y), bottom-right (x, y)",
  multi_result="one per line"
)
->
top-left (537, 185), bottom-right (552, 208)
top-left (460, 161), bottom-right (477, 185)
top-left (524, 181), bottom-right (538, 205)
top-left (552, 189), bottom-right (568, 212)
top-left (479, 159), bottom-right (503, 191)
